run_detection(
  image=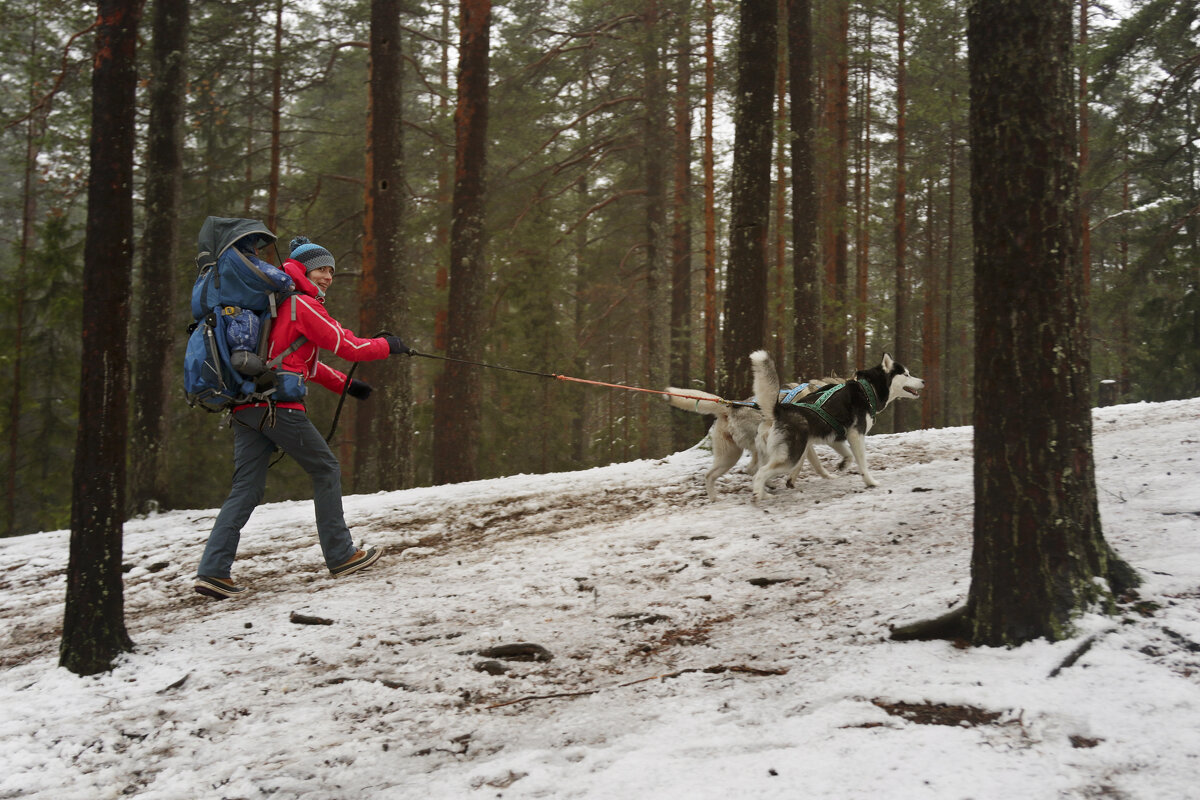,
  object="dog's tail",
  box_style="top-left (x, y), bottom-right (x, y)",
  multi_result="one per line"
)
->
top-left (663, 388), bottom-right (728, 417)
top-left (750, 350), bottom-right (779, 423)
